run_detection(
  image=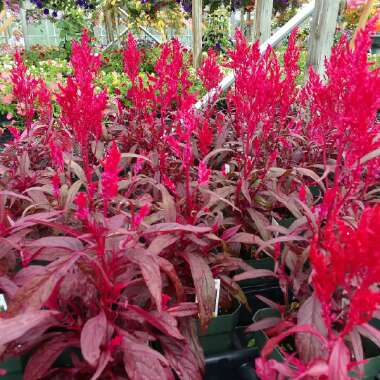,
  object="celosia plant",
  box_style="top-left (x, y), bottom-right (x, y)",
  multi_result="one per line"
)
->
top-left (0, 28), bottom-right (259, 380)
top-left (249, 24), bottom-right (380, 380)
